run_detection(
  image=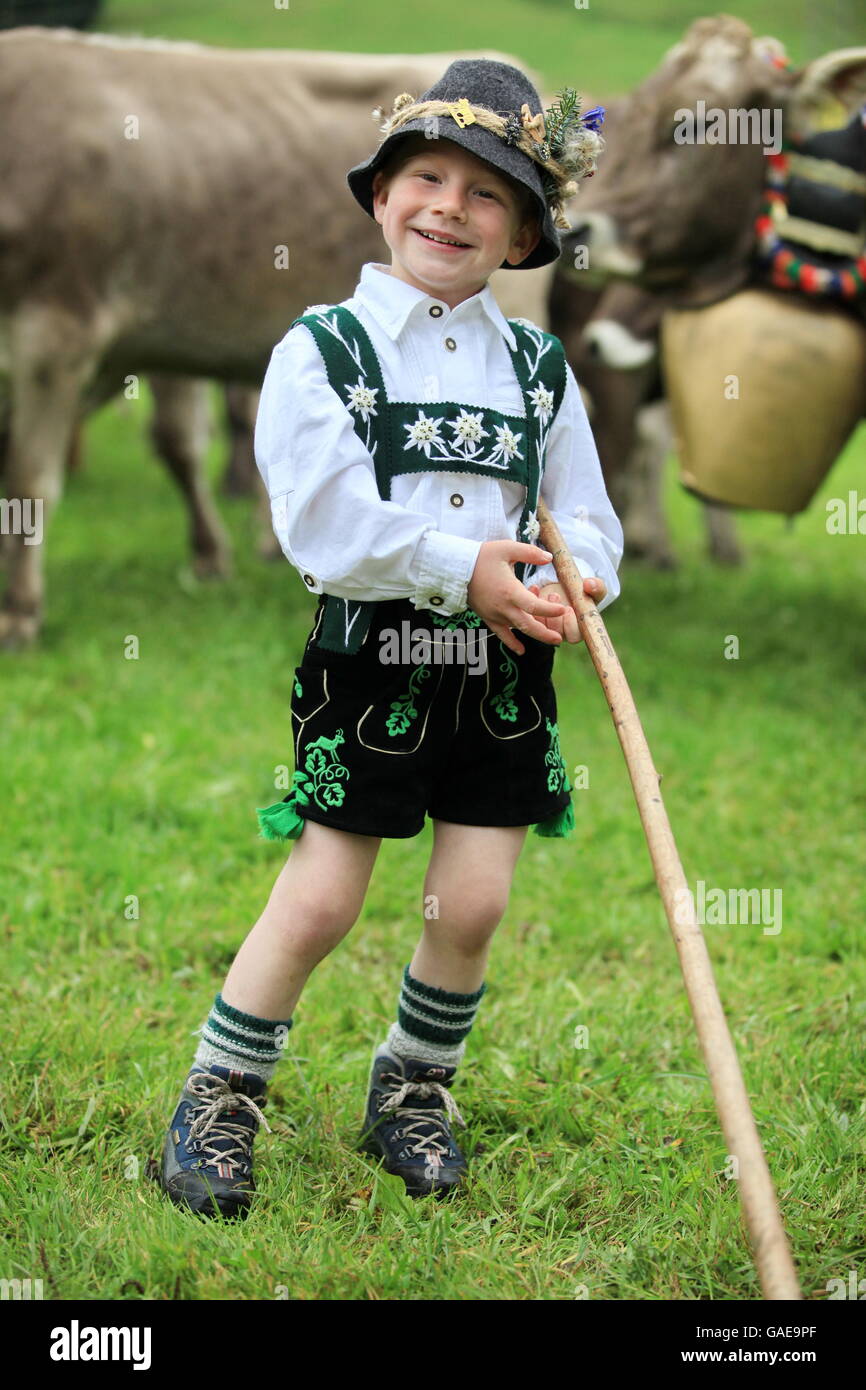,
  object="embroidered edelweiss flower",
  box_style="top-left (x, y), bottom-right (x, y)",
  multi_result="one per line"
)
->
top-left (510, 316), bottom-right (539, 329)
top-left (490, 423), bottom-right (523, 464)
top-left (345, 377), bottom-right (378, 422)
top-left (450, 409), bottom-right (488, 451)
top-left (528, 384), bottom-right (555, 424)
top-left (404, 410), bottom-right (445, 456)
top-left (303, 304), bottom-right (333, 316)
top-left (523, 510), bottom-right (541, 542)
